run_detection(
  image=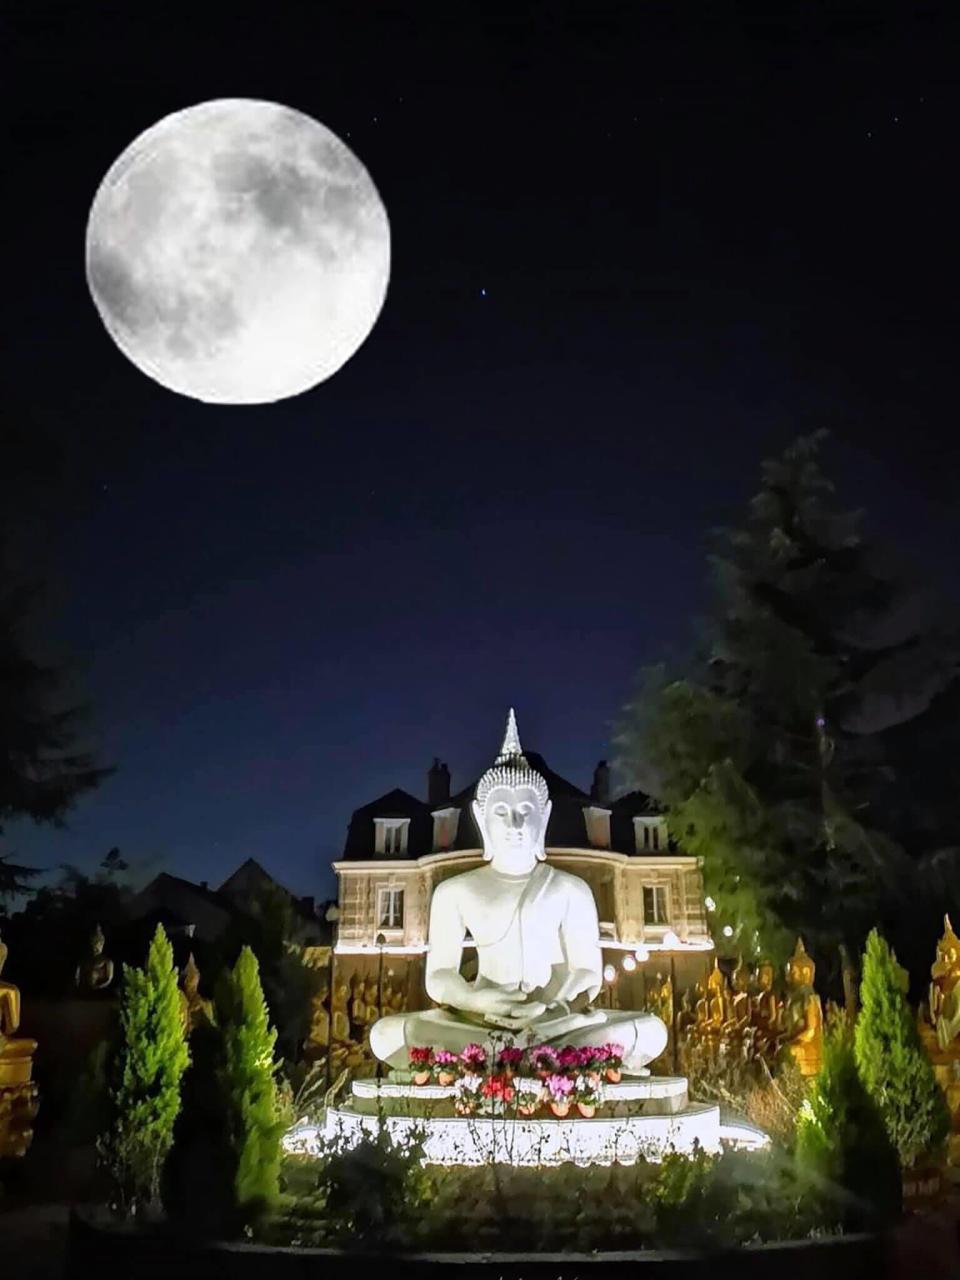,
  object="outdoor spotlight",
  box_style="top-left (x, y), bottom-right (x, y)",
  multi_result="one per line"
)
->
top-left (722, 925), bottom-right (734, 938)
top-left (704, 896), bottom-right (716, 912)
top-left (634, 943), bottom-right (650, 963)
top-left (603, 963), bottom-right (617, 983)
top-left (622, 954), bottom-right (637, 972)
